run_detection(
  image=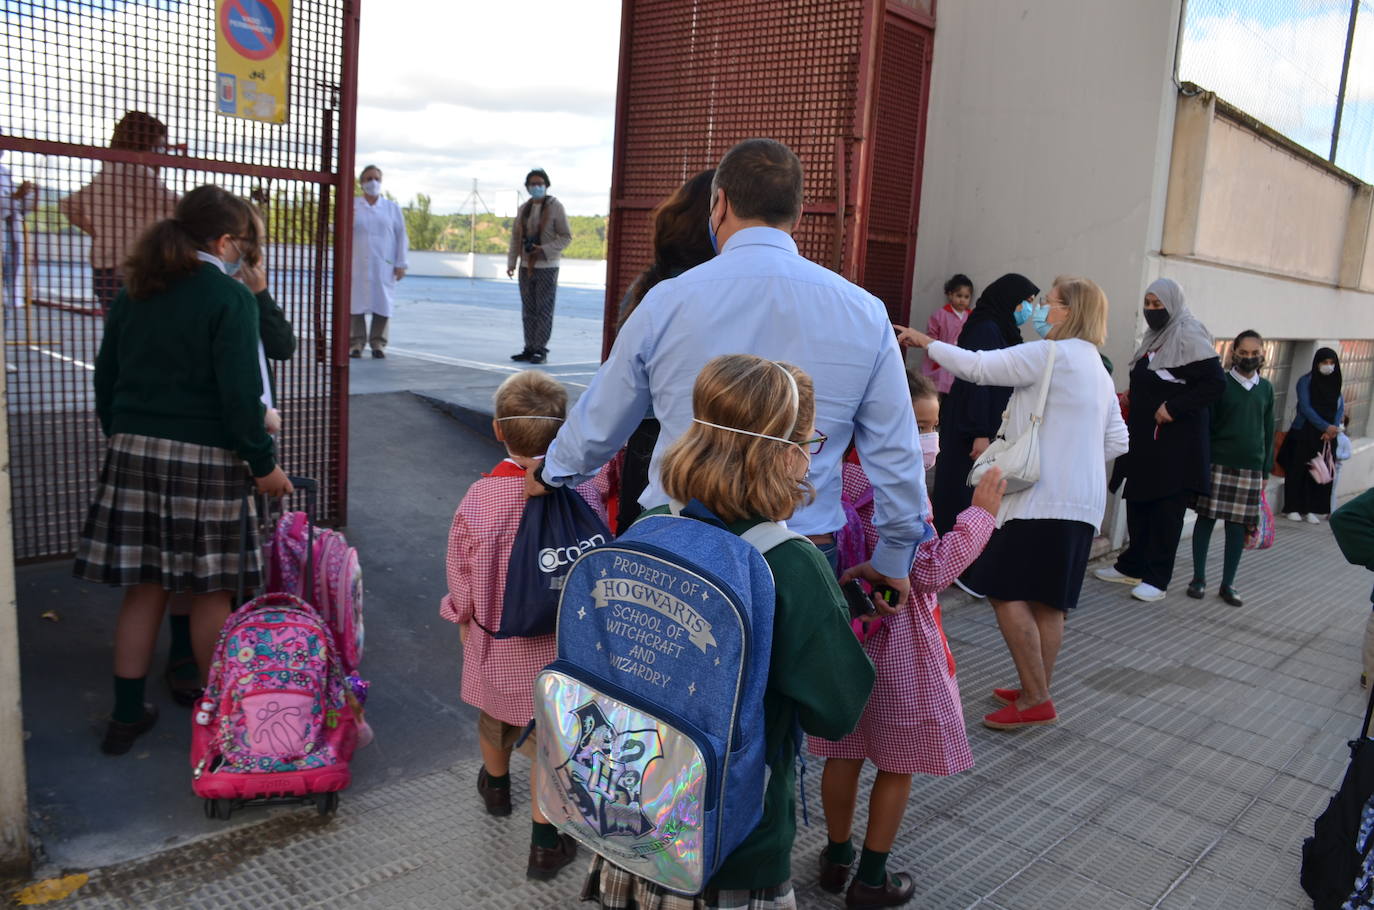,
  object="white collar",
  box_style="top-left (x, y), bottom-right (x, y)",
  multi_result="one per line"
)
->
top-left (1229, 367), bottom-right (1259, 390)
top-left (195, 250), bottom-right (227, 274)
